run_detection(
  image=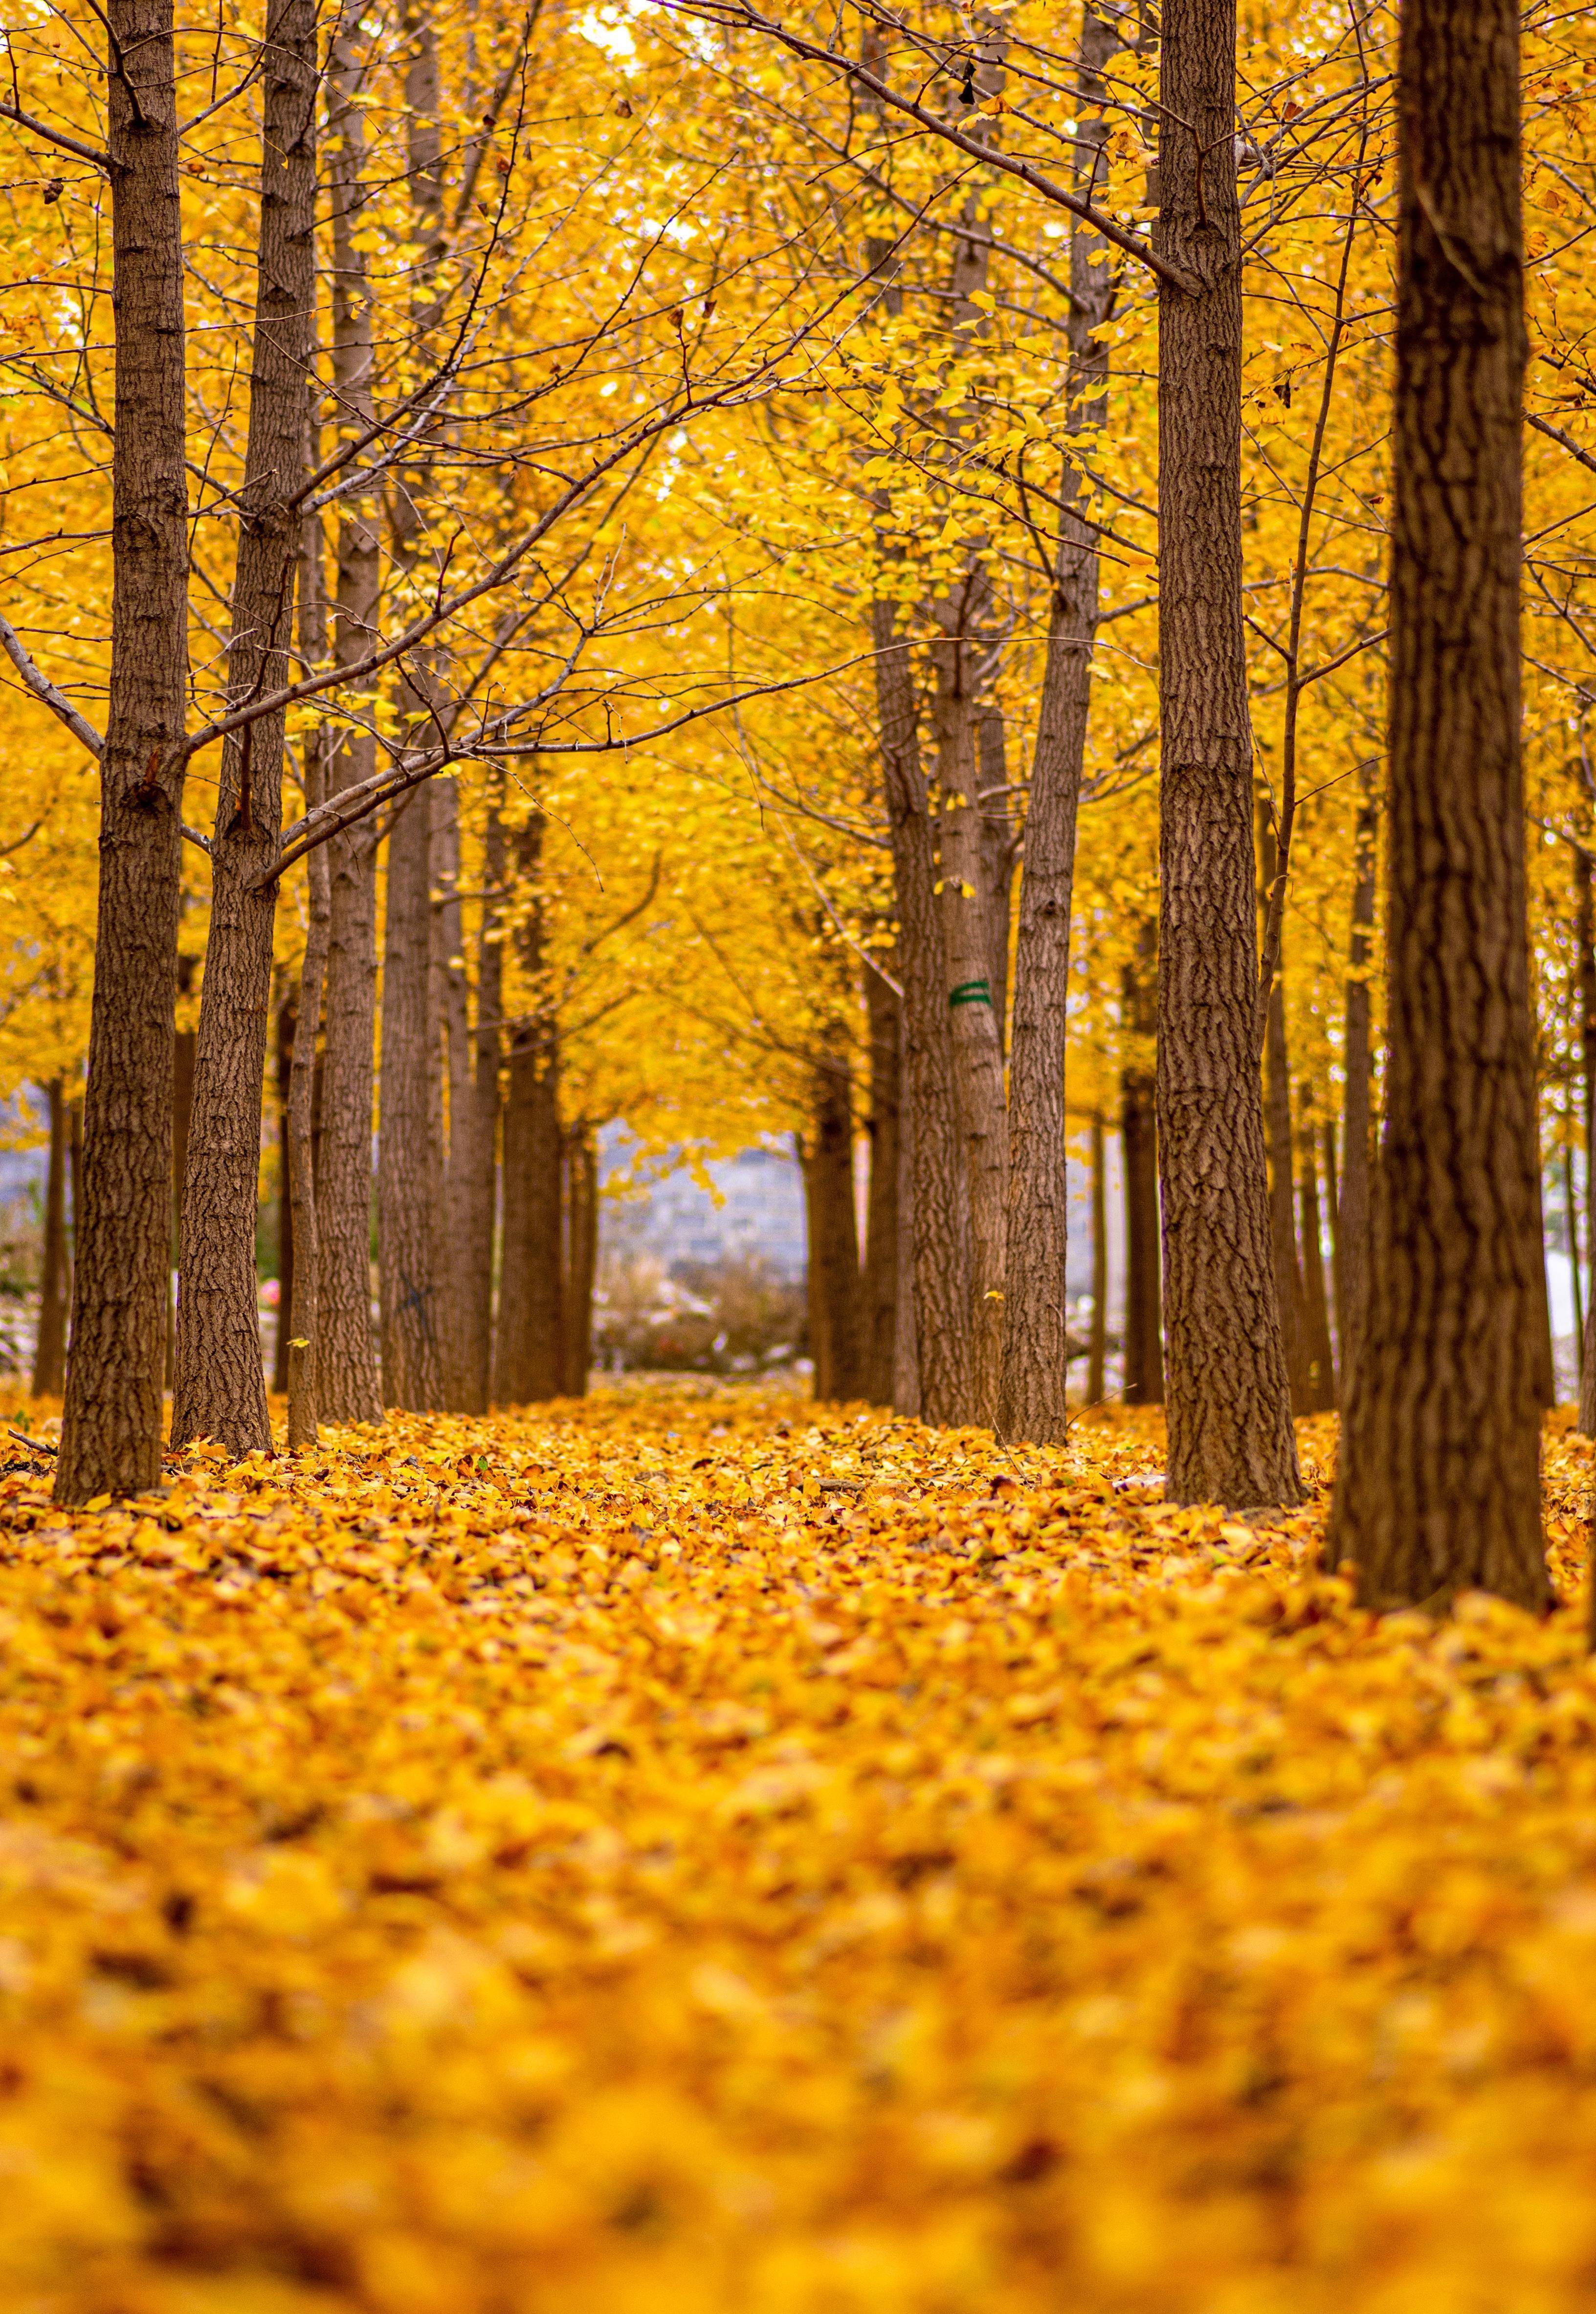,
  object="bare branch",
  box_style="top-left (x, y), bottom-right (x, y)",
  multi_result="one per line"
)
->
top-left (0, 612), bottom-right (104, 759)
